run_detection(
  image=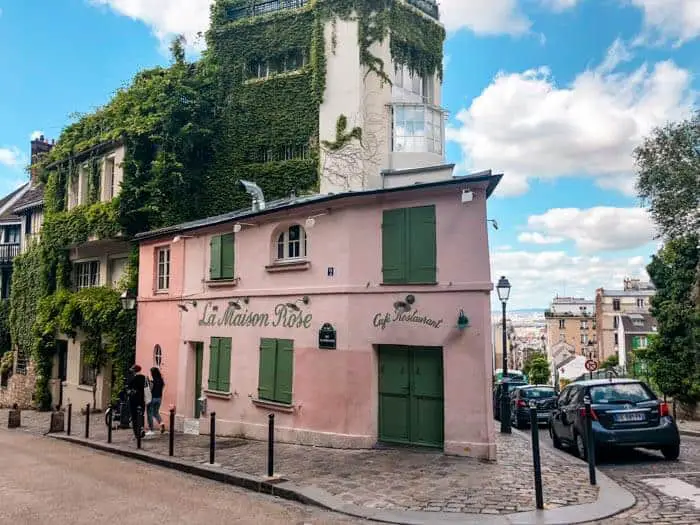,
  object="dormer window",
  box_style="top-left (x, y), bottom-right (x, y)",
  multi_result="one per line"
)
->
top-left (277, 225), bottom-right (307, 261)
